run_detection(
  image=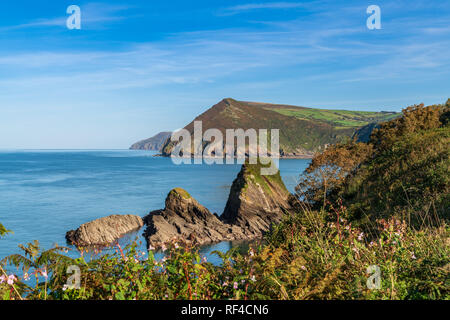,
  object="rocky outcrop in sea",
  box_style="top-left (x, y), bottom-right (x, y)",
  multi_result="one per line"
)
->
top-left (143, 162), bottom-right (296, 248)
top-left (66, 214), bottom-right (144, 247)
